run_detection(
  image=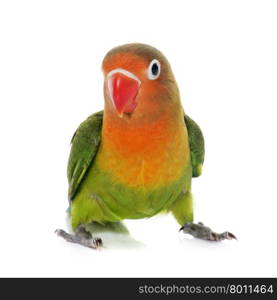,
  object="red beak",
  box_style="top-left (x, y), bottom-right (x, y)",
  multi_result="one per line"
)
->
top-left (107, 69), bottom-right (140, 116)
